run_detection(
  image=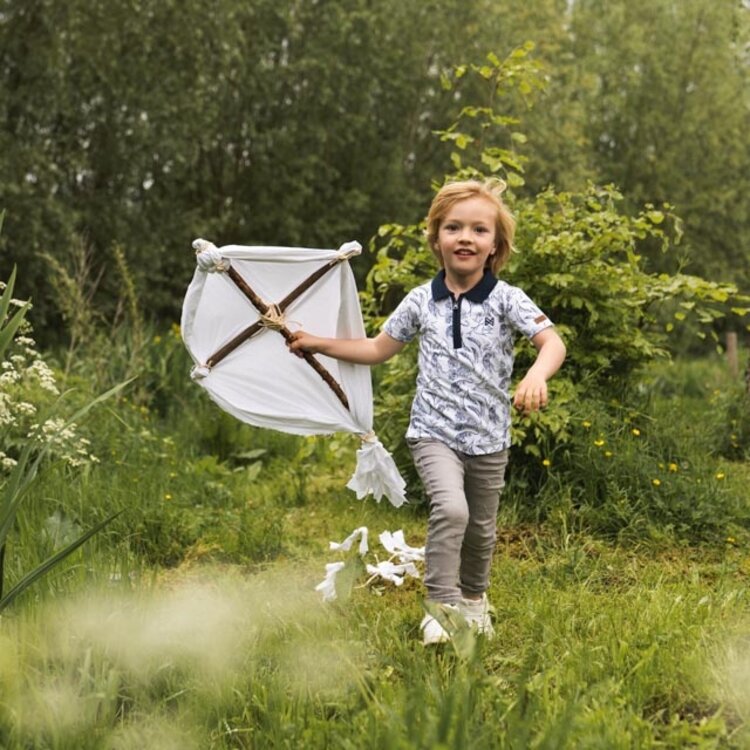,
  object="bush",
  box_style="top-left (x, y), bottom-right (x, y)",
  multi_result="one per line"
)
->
top-left (360, 48), bottom-right (749, 538)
